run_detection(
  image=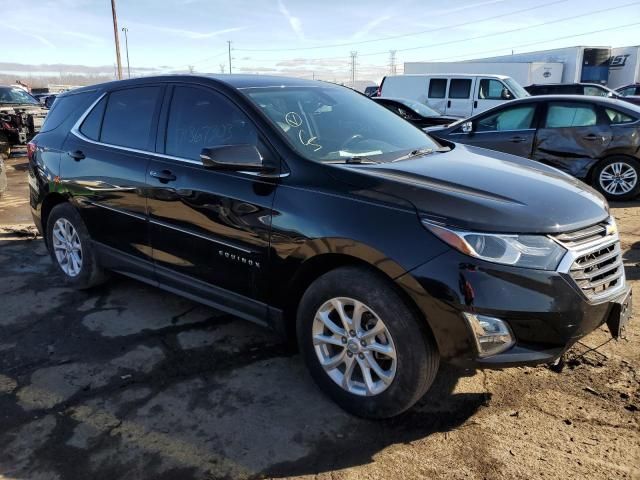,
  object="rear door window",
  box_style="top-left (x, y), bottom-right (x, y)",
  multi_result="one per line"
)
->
top-left (448, 79), bottom-right (472, 99)
top-left (100, 87), bottom-right (162, 150)
top-left (428, 79), bottom-right (447, 99)
top-left (544, 102), bottom-right (598, 128)
top-left (165, 86), bottom-right (258, 161)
